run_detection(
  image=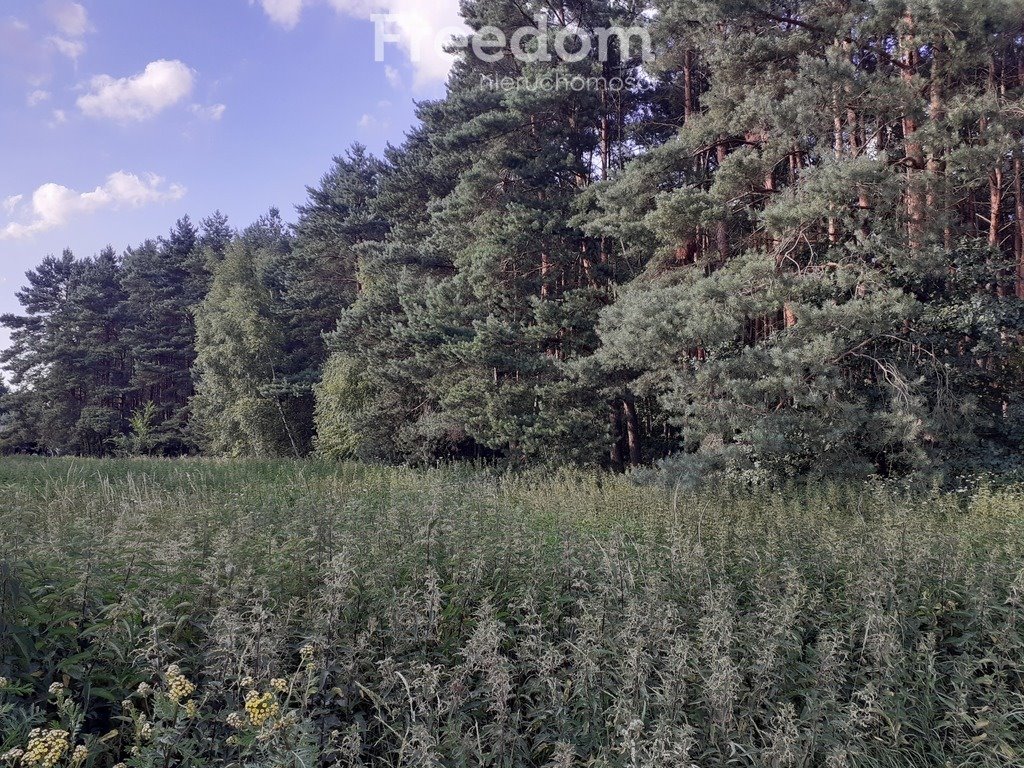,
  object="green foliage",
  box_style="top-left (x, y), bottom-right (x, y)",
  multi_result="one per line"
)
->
top-left (2, 459), bottom-right (1024, 766)
top-left (5, 0), bottom-right (1024, 481)
top-left (191, 211), bottom-right (304, 458)
top-left (312, 354), bottom-right (367, 461)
